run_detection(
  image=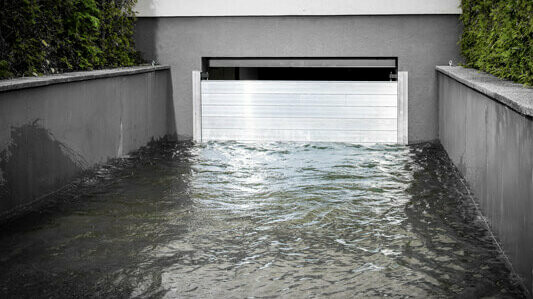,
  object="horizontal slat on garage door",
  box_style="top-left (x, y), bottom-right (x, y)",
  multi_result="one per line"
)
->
top-left (202, 94), bottom-right (397, 107)
top-left (202, 81), bottom-right (397, 95)
top-left (200, 80), bottom-right (398, 143)
top-left (203, 129), bottom-right (397, 143)
top-left (203, 105), bottom-right (396, 119)
top-left (203, 117), bottom-right (397, 131)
